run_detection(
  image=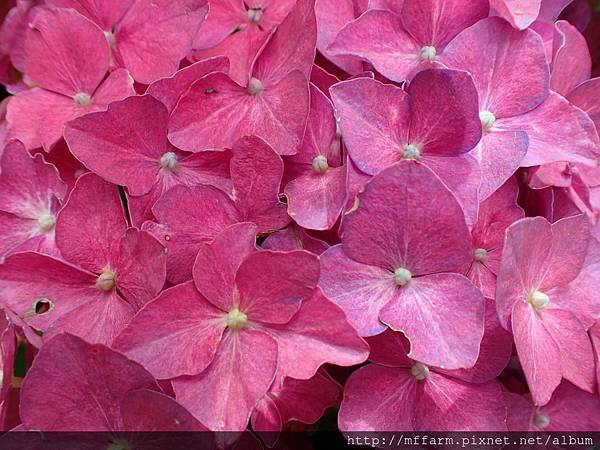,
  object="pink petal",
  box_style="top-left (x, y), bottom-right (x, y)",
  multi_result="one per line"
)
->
top-left (251, 396), bottom-right (281, 439)
top-left (262, 224), bottom-right (329, 254)
top-left (550, 20), bottom-right (591, 96)
top-left (539, 0), bottom-right (576, 22)
top-left (407, 69), bottom-right (481, 156)
top-left (328, 10), bottom-right (420, 83)
top-left (55, 173), bottom-right (127, 274)
top-left (168, 71), bottom-right (309, 156)
top-left (20, 333), bottom-right (159, 431)
top-left (230, 136), bottom-right (290, 231)
top-left (591, 322), bottom-right (600, 390)
top-left (319, 245), bottom-right (396, 337)
top-left (236, 250), bottom-right (319, 324)
top-left (88, 67), bottom-right (136, 106)
top-left (330, 77), bottom-right (411, 175)
top-left (24, 7), bottom-right (109, 96)
top-left (490, 0), bottom-right (541, 30)
top-left (148, 184), bottom-right (240, 284)
top-left (145, 57), bottom-right (230, 113)
top-left (567, 77), bottom-right (600, 133)
top-left (512, 301), bottom-right (595, 405)
top-left (342, 162), bottom-right (472, 275)
top-left (252, 0), bottom-right (316, 84)
top-left (498, 92), bottom-right (600, 166)
top-left (112, 228), bottom-right (166, 310)
top-left (379, 273), bottom-right (485, 370)
top-left (121, 389), bottom-right (207, 431)
top-left (441, 17), bottom-right (550, 119)
top-left (260, 288), bottom-right (369, 382)
top-left (366, 328), bottom-right (414, 368)
top-left (112, 0), bottom-right (208, 84)
top-left (113, 281), bottom-right (225, 379)
top-left (46, 0), bottom-right (134, 31)
top-left (64, 95), bottom-right (170, 196)
top-left (193, 222), bottom-right (257, 311)
top-left (173, 329), bottom-right (278, 431)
